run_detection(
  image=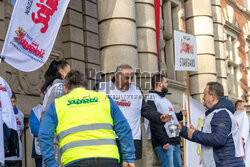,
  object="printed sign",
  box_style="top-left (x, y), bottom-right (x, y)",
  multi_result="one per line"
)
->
top-left (1, 0), bottom-right (70, 72)
top-left (174, 30), bottom-right (197, 71)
